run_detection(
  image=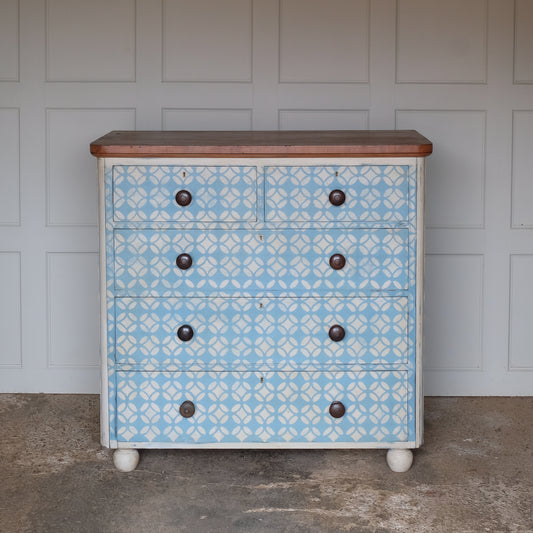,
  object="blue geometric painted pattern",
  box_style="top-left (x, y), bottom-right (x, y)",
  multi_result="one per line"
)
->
top-left (114, 297), bottom-right (408, 370)
top-left (113, 229), bottom-right (409, 296)
top-left (115, 371), bottom-right (409, 444)
top-left (113, 165), bottom-right (257, 222)
top-left (103, 160), bottom-right (421, 446)
top-left (265, 165), bottom-right (409, 222)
